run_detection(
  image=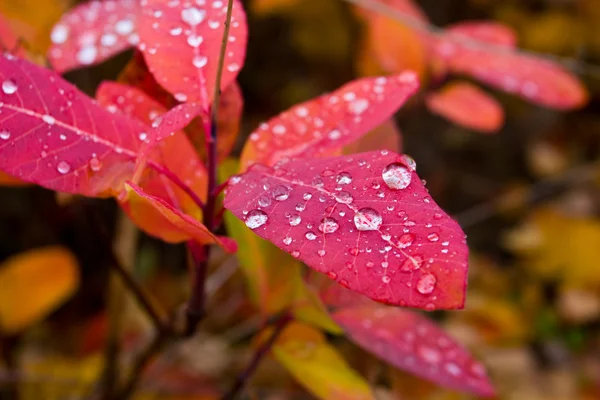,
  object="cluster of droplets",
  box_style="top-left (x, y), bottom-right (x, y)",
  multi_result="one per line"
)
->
top-left (138, 0), bottom-right (244, 104)
top-left (49, 0), bottom-right (139, 68)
